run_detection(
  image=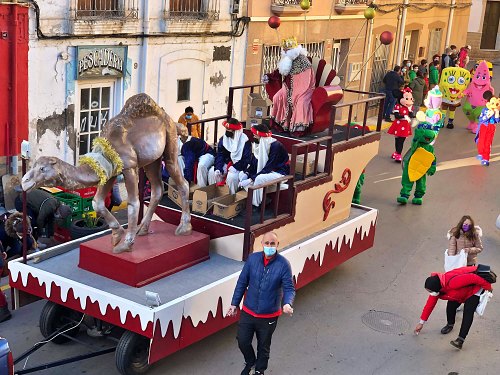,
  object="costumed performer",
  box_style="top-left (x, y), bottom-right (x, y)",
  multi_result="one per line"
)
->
top-left (440, 67), bottom-right (471, 129)
top-left (263, 37), bottom-right (315, 136)
top-left (387, 87), bottom-right (415, 162)
top-left (208, 118), bottom-right (252, 194)
top-left (475, 93), bottom-right (500, 166)
top-left (463, 61), bottom-right (494, 133)
top-left (397, 125), bottom-right (436, 205)
top-left (239, 124), bottom-right (290, 207)
top-left (416, 86), bottom-right (444, 144)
